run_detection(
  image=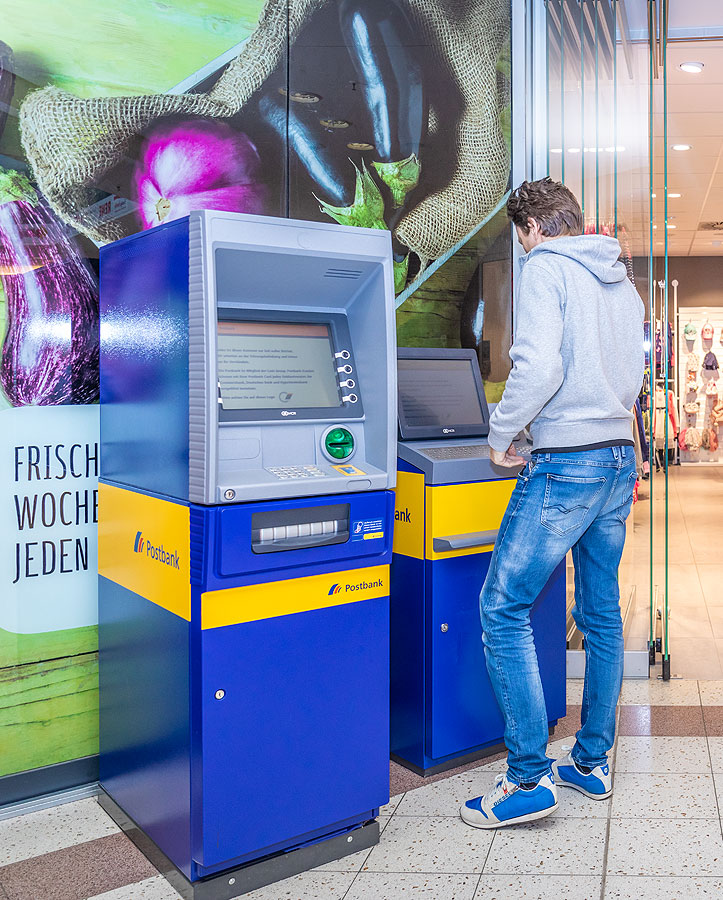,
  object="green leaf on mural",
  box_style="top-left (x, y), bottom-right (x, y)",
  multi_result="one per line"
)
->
top-left (0, 652), bottom-right (98, 776)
